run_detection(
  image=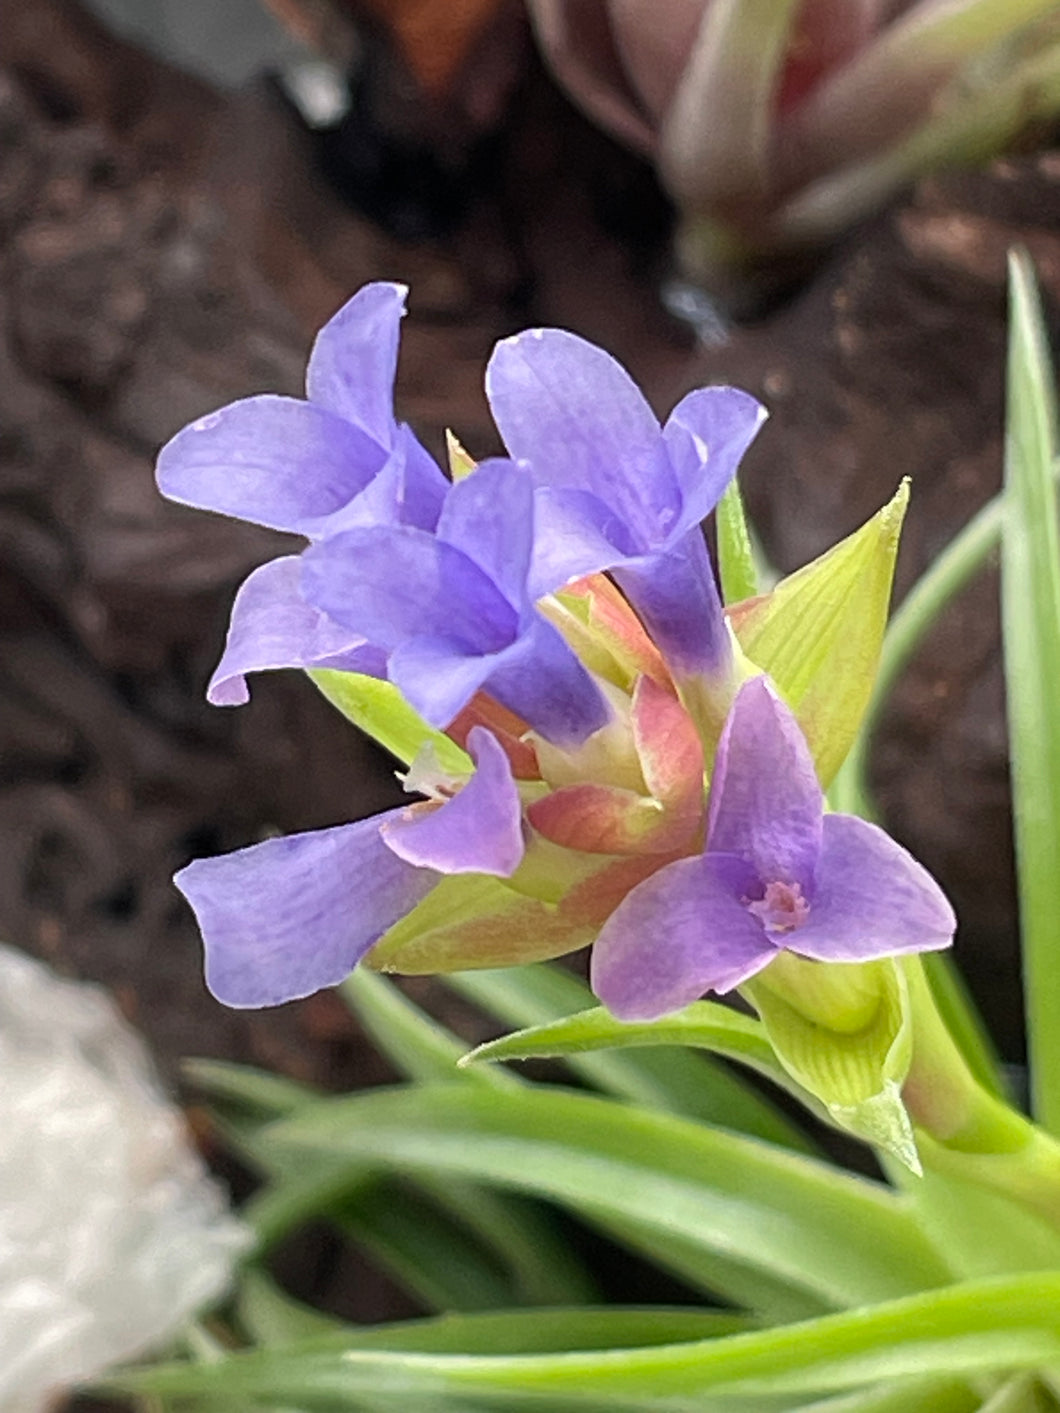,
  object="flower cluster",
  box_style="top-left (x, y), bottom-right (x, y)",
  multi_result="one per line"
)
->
top-left (160, 283), bottom-right (954, 1014)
